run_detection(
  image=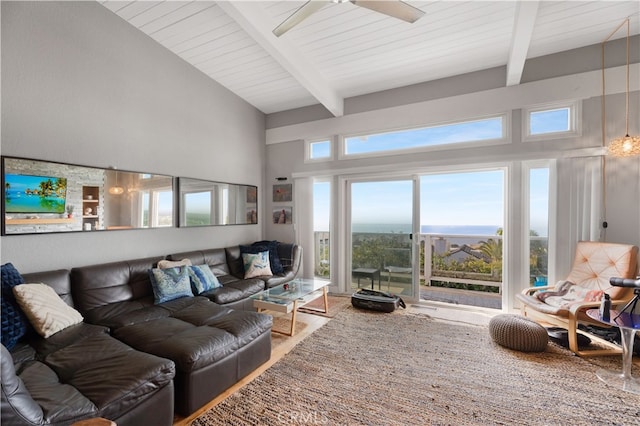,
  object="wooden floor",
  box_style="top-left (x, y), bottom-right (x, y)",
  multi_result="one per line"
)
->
top-left (172, 311), bottom-right (331, 426)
